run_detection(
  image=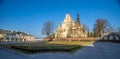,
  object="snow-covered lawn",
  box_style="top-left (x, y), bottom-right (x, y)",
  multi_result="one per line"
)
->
top-left (0, 42), bottom-right (120, 59)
